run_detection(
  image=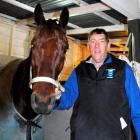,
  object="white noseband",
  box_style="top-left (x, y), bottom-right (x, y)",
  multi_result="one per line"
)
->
top-left (30, 76), bottom-right (65, 92)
